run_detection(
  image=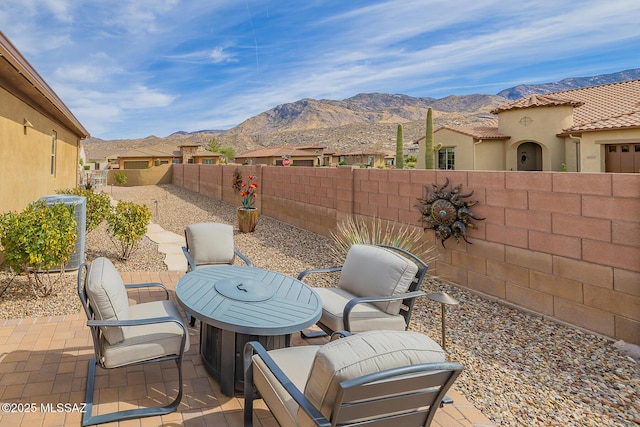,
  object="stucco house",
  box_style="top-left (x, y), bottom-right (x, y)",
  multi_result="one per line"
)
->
top-left (115, 144), bottom-right (221, 169)
top-left (337, 149), bottom-right (396, 168)
top-left (236, 145), bottom-right (329, 166)
top-left (421, 79), bottom-right (640, 173)
top-left (0, 31), bottom-right (89, 213)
